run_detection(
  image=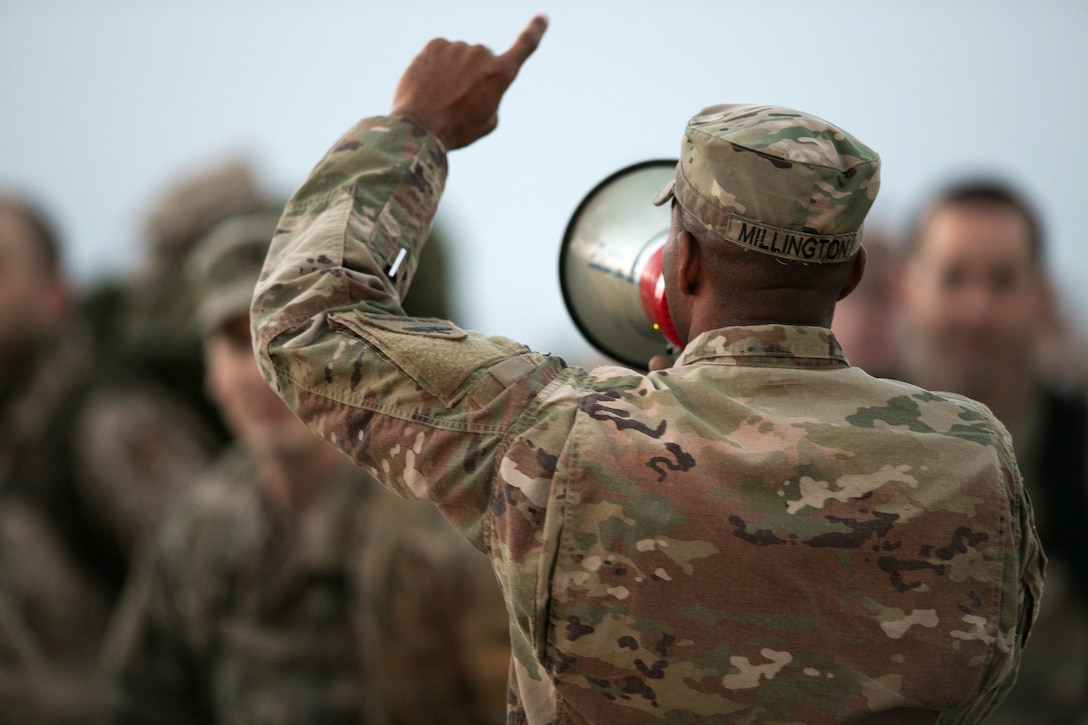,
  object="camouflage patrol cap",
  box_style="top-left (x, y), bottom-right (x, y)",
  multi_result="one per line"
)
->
top-left (145, 159), bottom-right (266, 262)
top-left (186, 211), bottom-right (279, 335)
top-left (653, 104), bottom-right (880, 264)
